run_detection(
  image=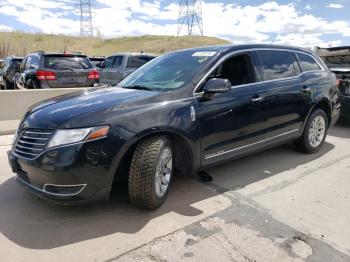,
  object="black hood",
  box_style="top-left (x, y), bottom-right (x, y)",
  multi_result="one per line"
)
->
top-left (21, 87), bottom-right (160, 129)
